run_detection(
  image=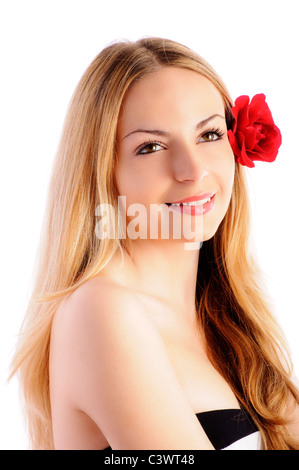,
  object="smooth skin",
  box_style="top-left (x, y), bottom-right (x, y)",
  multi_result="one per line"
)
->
top-left (50, 67), bottom-right (299, 450)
